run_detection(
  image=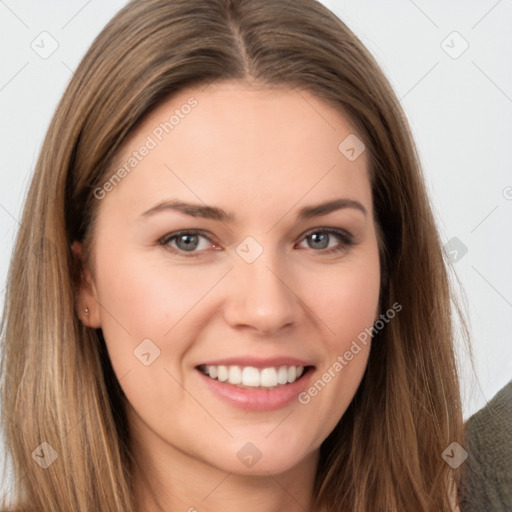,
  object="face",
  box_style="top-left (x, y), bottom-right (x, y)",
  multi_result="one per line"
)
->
top-left (74, 80), bottom-right (380, 477)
